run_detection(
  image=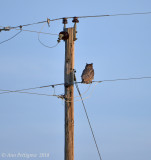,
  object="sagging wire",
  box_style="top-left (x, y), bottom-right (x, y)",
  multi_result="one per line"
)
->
top-left (0, 27), bottom-right (22, 45)
top-left (38, 22), bottom-right (59, 48)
